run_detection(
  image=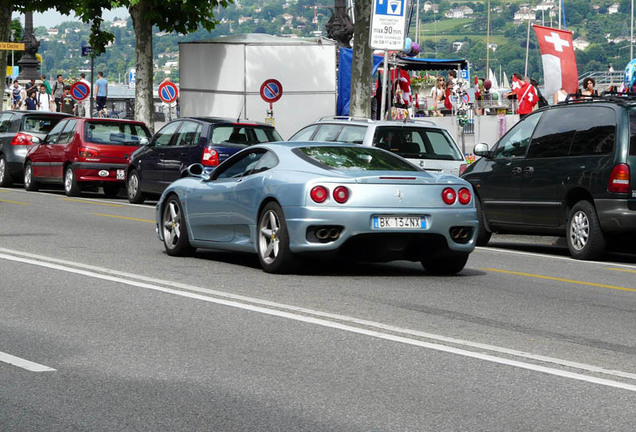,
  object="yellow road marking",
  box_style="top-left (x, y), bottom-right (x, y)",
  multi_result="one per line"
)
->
top-left (483, 268), bottom-right (636, 293)
top-left (0, 189), bottom-right (10, 193)
top-left (0, 199), bottom-right (31, 205)
top-left (90, 212), bottom-right (154, 224)
top-left (606, 267), bottom-right (636, 274)
top-left (62, 198), bottom-right (125, 208)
